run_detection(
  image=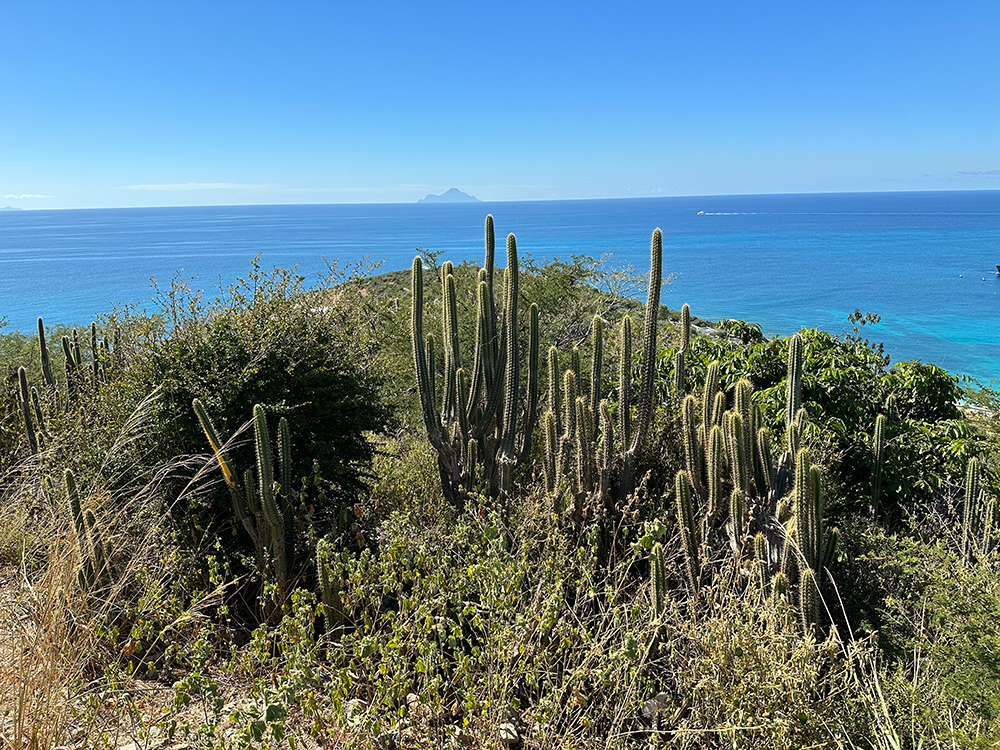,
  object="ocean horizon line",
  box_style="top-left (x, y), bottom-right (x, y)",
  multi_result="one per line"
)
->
top-left (3, 187), bottom-right (998, 213)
